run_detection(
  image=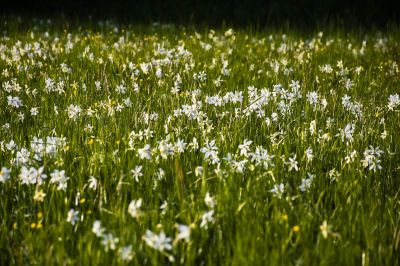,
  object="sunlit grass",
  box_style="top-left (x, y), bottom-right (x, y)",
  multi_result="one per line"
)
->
top-left (0, 18), bottom-right (399, 265)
